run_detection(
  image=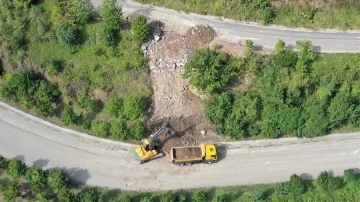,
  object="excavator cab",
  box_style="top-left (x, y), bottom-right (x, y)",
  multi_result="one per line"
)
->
top-left (134, 122), bottom-right (176, 164)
